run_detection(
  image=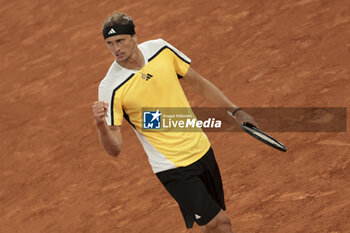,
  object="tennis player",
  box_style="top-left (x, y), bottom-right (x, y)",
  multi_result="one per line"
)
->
top-left (92, 12), bottom-right (257, 233)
